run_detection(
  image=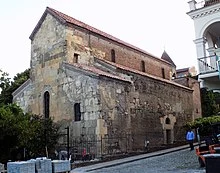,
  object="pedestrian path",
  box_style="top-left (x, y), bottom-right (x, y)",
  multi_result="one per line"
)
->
top-left (71, 144), bottom-right (192, 173)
